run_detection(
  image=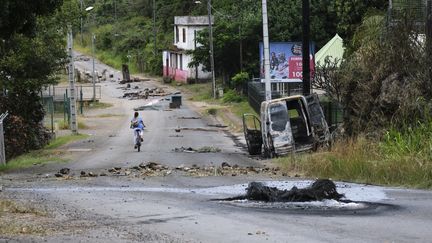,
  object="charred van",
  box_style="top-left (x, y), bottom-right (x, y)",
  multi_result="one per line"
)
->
top-left (243, 94), bottom-right (330, 157)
